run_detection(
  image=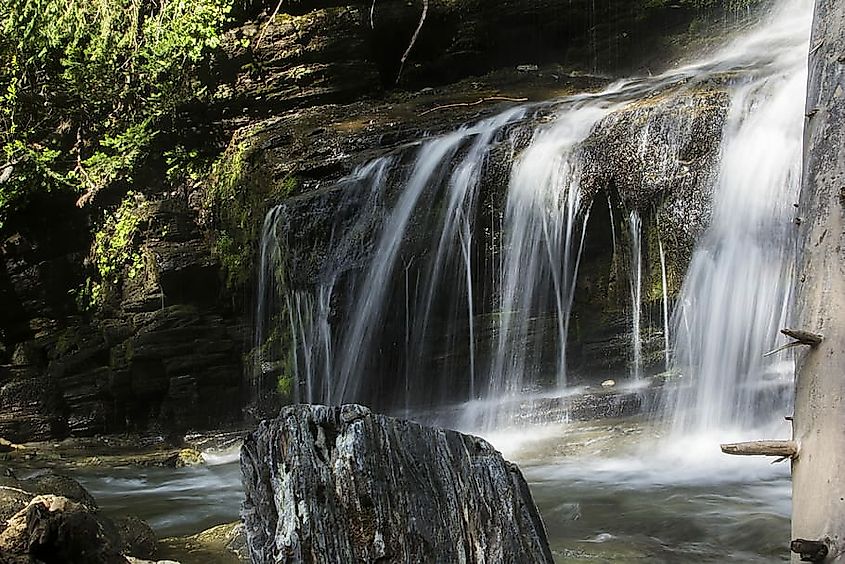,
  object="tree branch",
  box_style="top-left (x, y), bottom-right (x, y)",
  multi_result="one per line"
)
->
top-left (396, 0), bottom-right (428, 84)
